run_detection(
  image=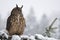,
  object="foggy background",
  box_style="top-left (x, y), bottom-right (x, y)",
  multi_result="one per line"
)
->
top-left (0, 0), bottom-right (60, 39)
